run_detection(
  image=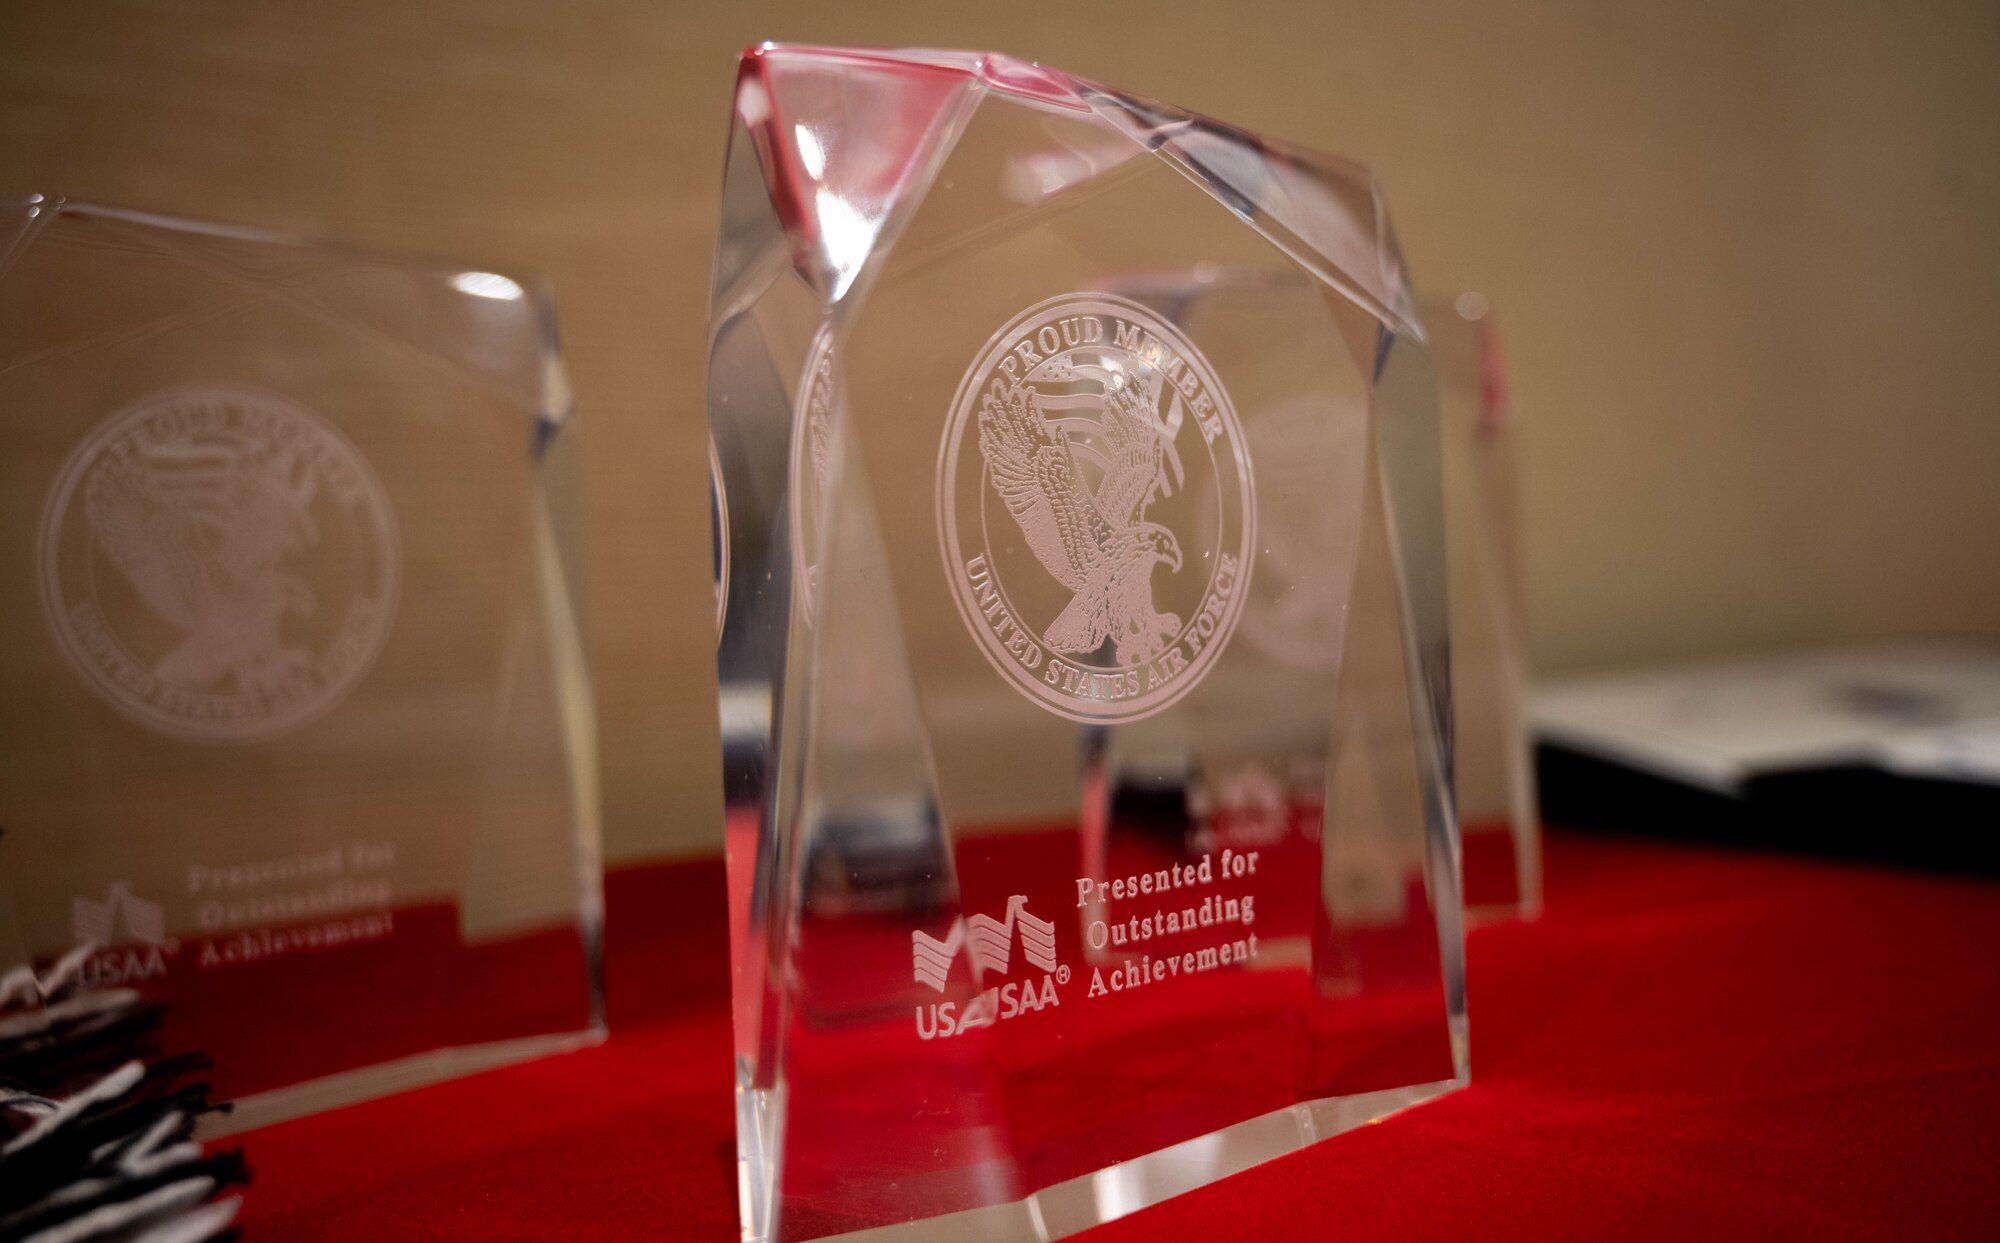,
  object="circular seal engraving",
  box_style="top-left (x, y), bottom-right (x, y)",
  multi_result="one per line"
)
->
top-left (38, 386), bottom-right (400, 743)
top-left (938, 293), bottom-right (1255, 723)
